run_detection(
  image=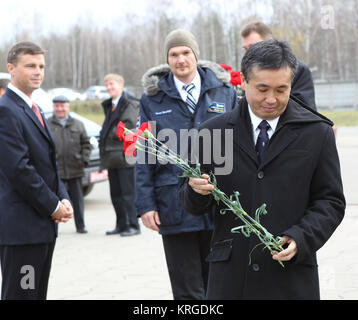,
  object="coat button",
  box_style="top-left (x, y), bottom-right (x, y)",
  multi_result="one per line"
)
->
top-left (252, 264), bottom-right (260, 272)
top-left (257, 171), bottom-right (264, 179)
